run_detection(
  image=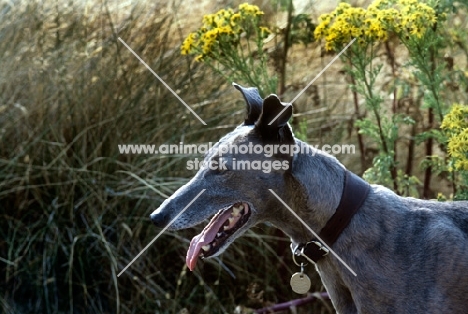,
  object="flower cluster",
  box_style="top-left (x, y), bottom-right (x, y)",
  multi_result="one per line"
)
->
top-left (181, 3), bottom-right (270, 60)
top-left (314, 0), bottom-right (438, 51)
top-left (441, 104), bottom-right (468, 171)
